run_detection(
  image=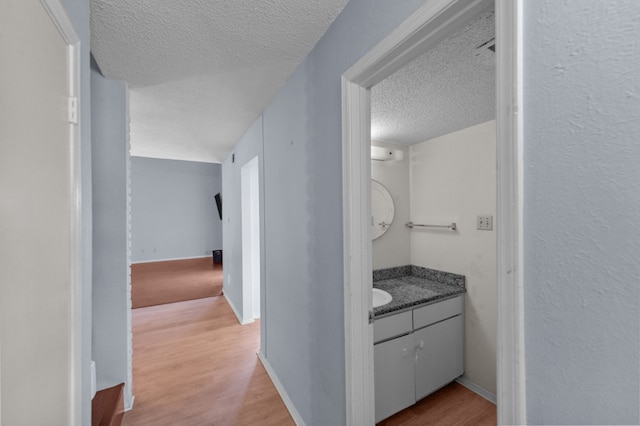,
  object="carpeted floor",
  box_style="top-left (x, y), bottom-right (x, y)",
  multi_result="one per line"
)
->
top-left (131, 257), bottom-right (223, 308)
